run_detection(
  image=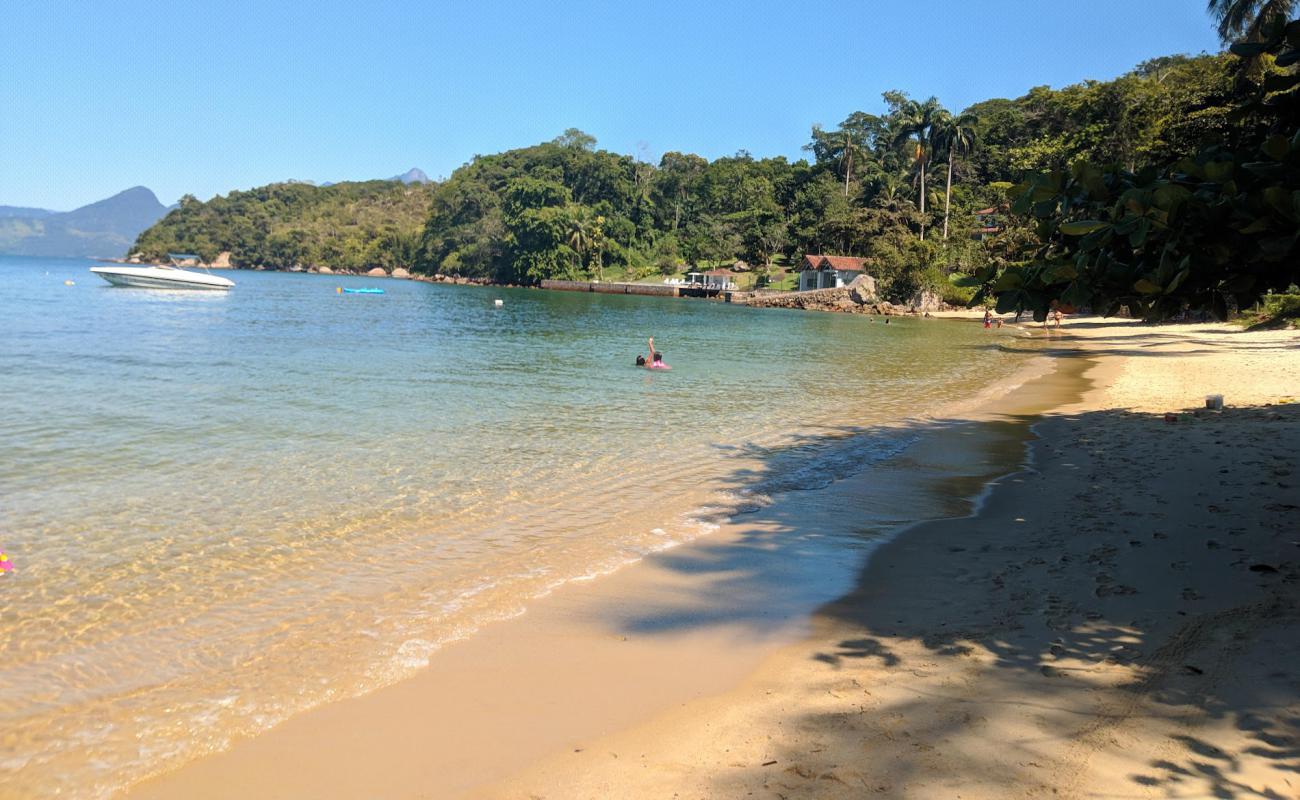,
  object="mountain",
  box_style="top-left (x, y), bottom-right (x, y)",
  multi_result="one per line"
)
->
top-left (390, 167), bottom-right (431, 184)
top-left (0, 187), bottom-right (168, 258)
top-left (0, 205), bottom-right (54, 219)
